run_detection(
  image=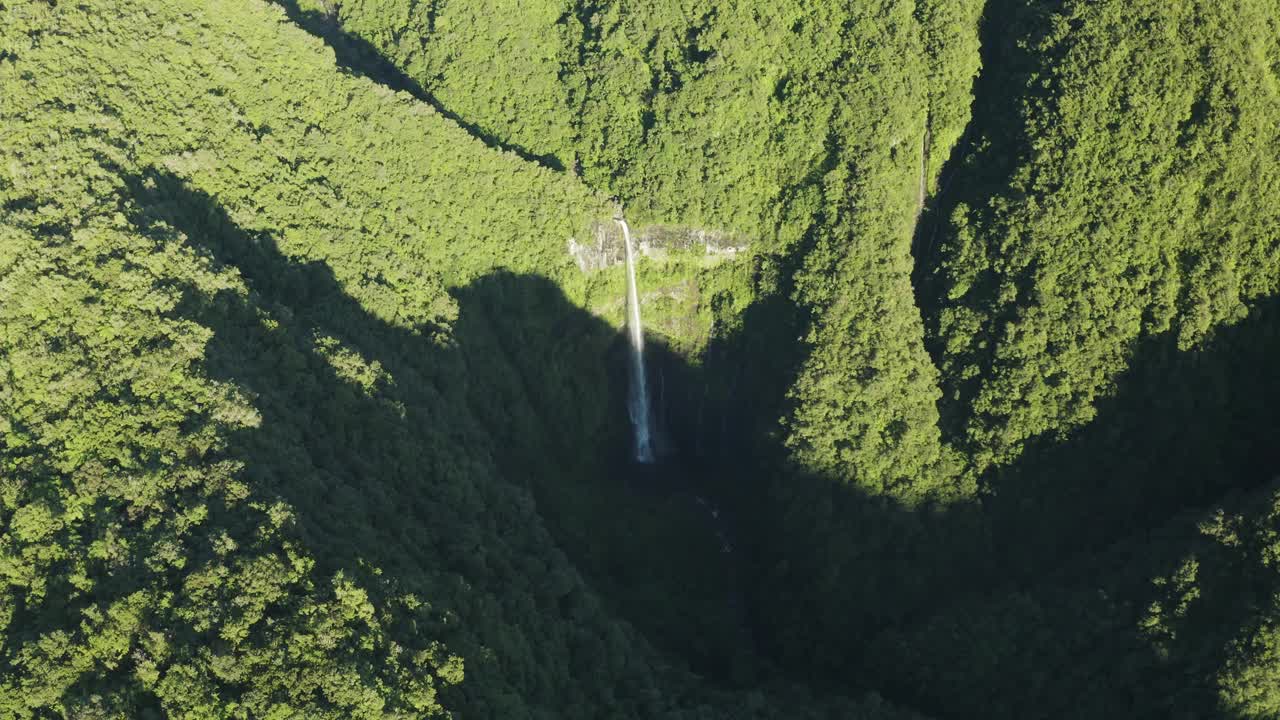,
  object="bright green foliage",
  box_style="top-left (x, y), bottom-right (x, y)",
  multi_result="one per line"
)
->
top-left (320, 0), bottom-right (986, 500)
top-left (916, 0), bottom-right (983, 193)
top-left (927, 0), bottom-right (1280, 472)
top-left (1221, 620), bottom-right (1280, 719)
top-left (5, 0), bottom-right (1280, 715)
top-left (0, 153), bottom-right (459, 717)
top-left (317, 0), bottom-right (582, 166)
top-left (323, 0), bottom-right (987, 673)
top-left (778, 1), bottom-right (958, 504)
top-left (0, 0), bottom-right (918, 717)
top-left (309, 0), bottom-right (982, 247)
